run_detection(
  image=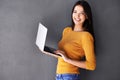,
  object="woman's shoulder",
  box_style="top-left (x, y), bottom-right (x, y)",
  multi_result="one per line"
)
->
top-left (82, 31), bottom-right (94, 41)
top-left (82, 31), bottom-right (92, 36)
top-left (63, 27), bottom-right (71, 32)
top-left (62, 27), bottom-right (72, 36)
